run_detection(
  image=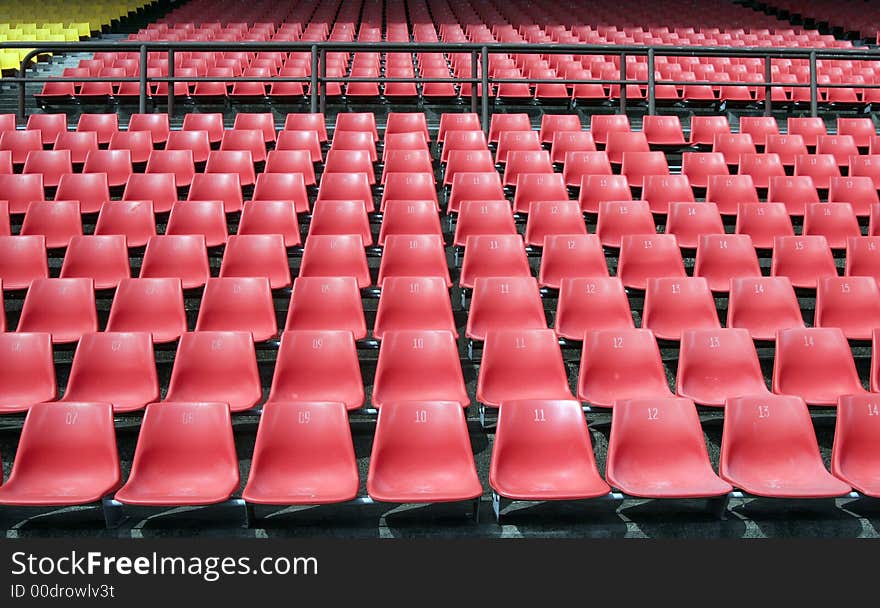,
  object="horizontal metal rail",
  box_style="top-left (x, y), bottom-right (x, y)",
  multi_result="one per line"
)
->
top-left (4, 40), bottom-right (880, 125)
